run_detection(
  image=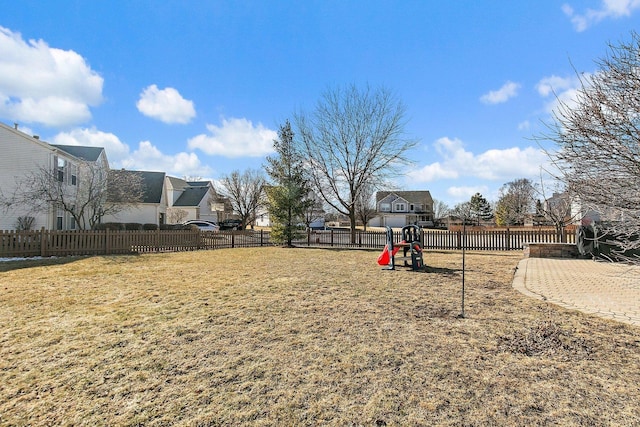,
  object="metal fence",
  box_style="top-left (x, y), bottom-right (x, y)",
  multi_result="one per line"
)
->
top-left (0, 227), bottom-right (576, 258)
